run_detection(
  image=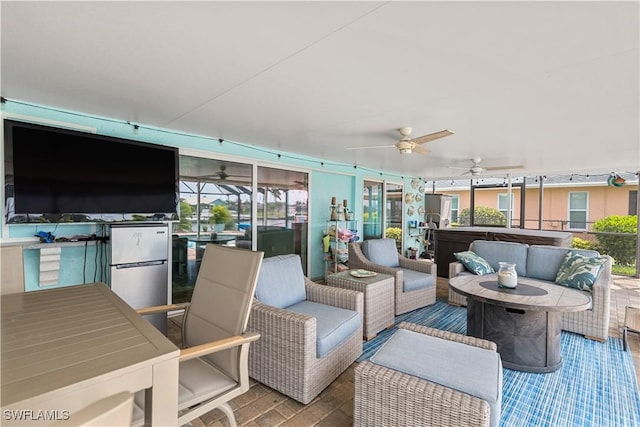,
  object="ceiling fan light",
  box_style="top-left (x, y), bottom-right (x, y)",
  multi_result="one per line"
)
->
top-left (399, 147), bottom-right (412, 154)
